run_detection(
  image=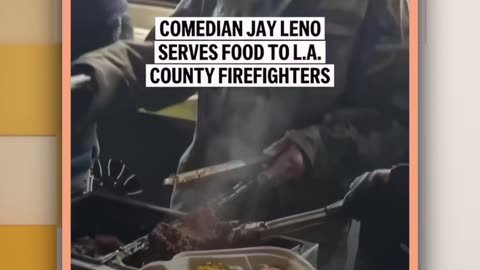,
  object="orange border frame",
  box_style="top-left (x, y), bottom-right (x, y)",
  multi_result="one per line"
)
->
top-left (62, 0), bottom-right (71, 269)
top-left (61, 1), bottom-right (419, 269)
top-left (409, 0), bottom-right (419, 269)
